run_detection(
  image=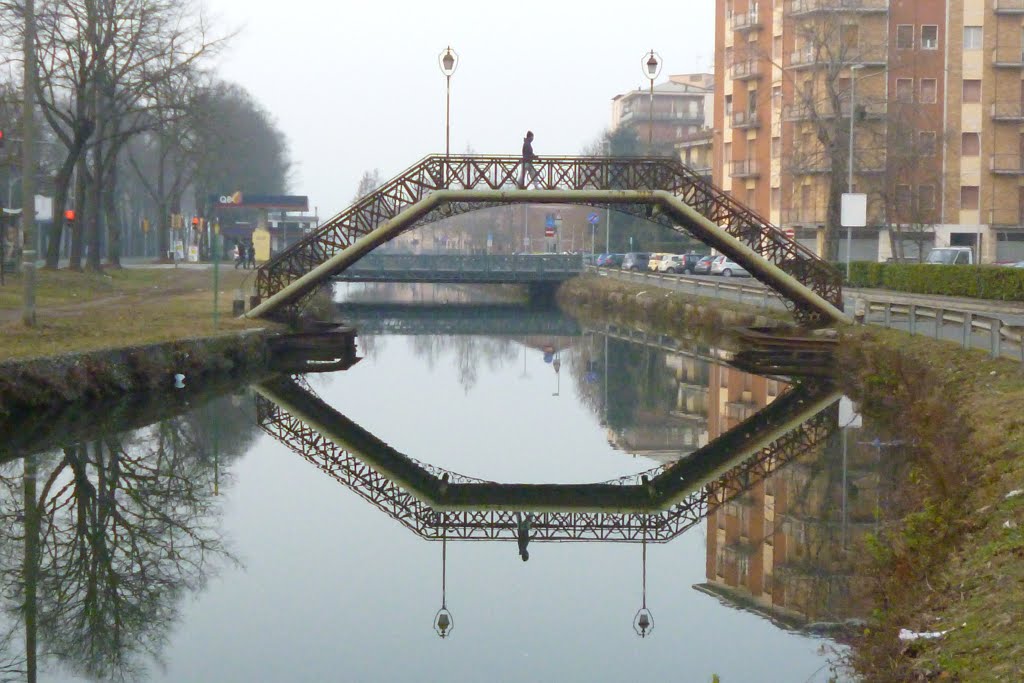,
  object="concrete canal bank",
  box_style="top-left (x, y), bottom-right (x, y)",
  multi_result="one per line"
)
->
top-left (559, 273), bottom-right (1024, 682)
